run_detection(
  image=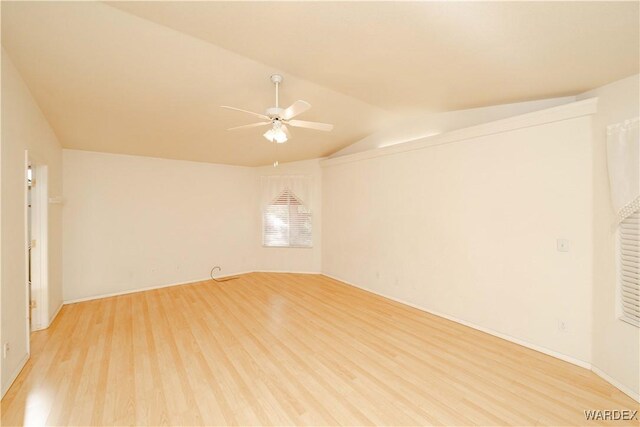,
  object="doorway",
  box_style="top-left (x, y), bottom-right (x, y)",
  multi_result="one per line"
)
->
top-left (25, 152), bottom-right (49, 335)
